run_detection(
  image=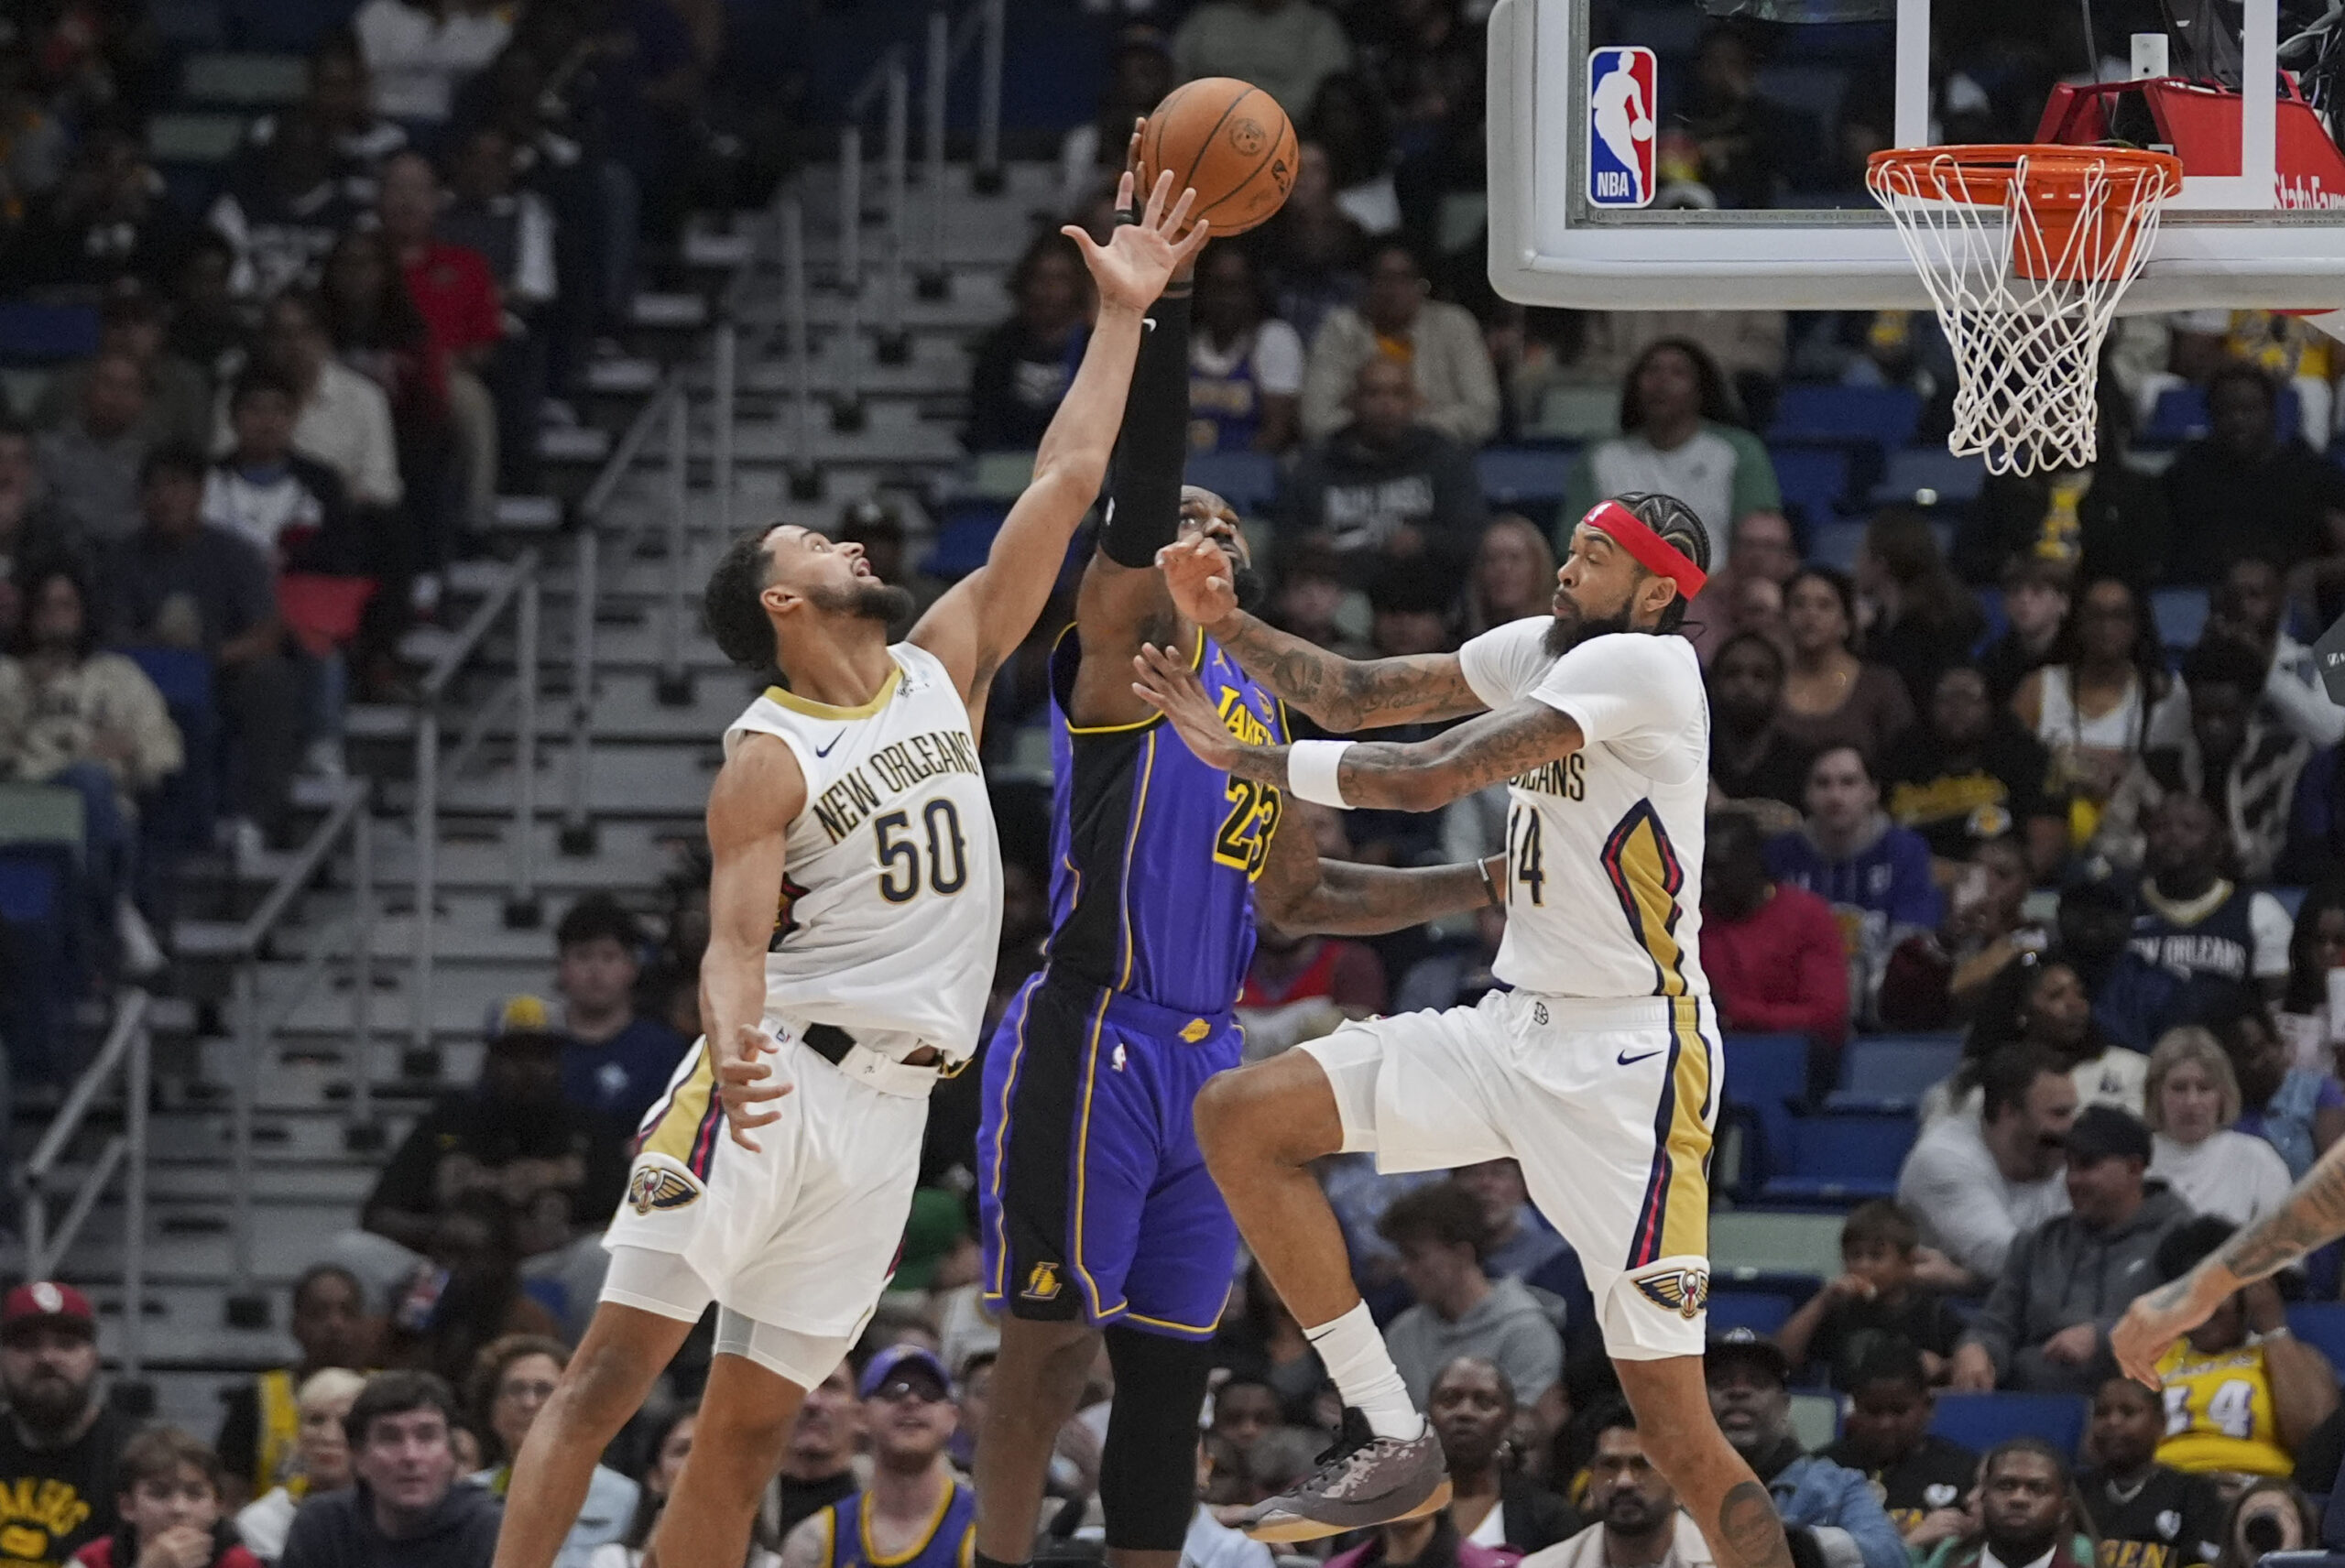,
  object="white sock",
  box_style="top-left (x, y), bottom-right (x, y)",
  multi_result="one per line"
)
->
top-left (1304, 1301), bottom-right (1423, 1442)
